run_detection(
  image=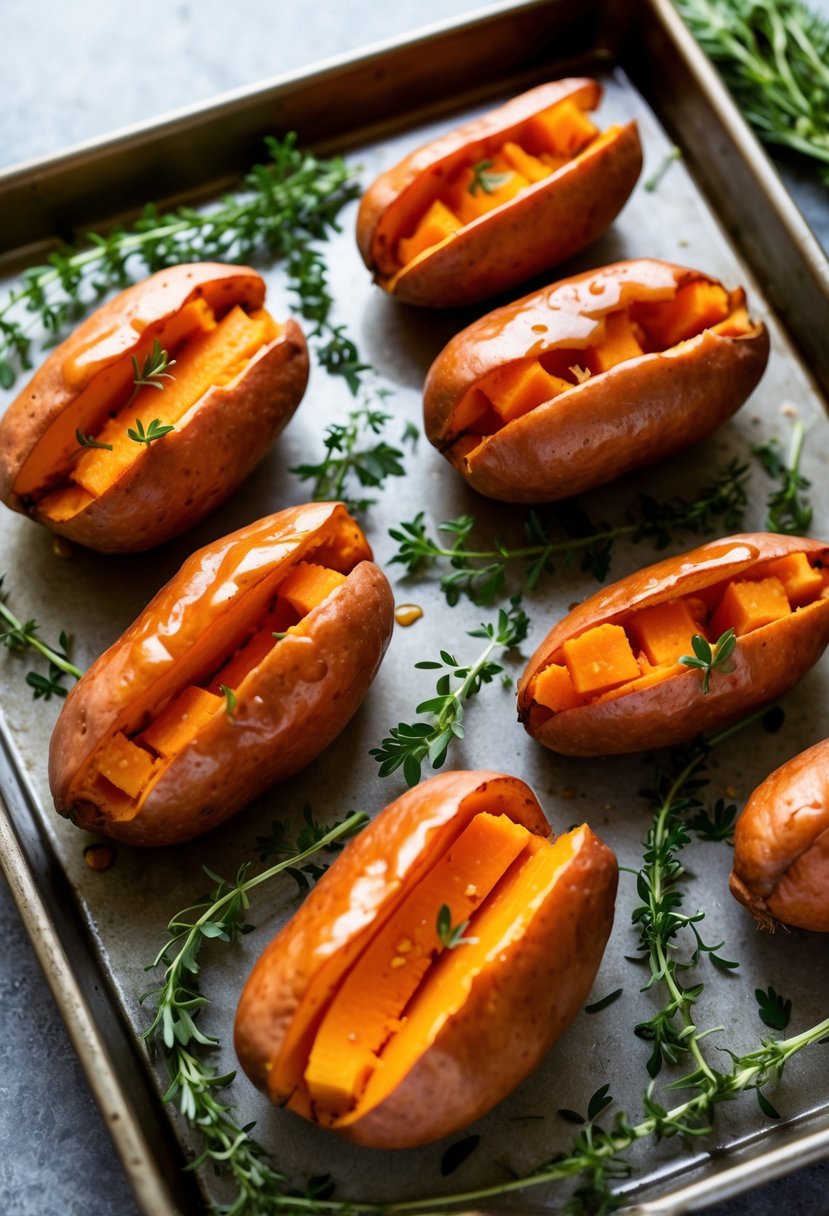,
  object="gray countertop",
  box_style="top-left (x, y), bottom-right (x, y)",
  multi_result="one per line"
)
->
top-left (1, 1), bottom-right (828, 1213)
